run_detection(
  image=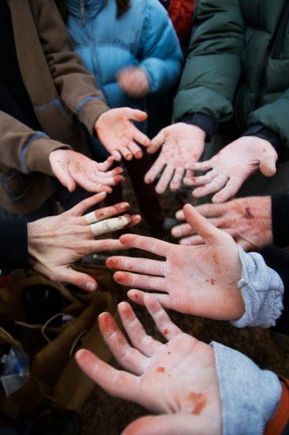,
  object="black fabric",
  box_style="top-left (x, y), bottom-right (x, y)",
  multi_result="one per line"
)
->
top-left (0, 1), bottom-right (41, 130)
top-left (271, 194), bottom-right (289, 248)
top-left (261, 245), bottom-right (289, 336)
top-left (0, 218), bottom-right (29, 269)
top-left (179, 112), bottom-right (219, 140)
top-left (243, 124), bottom-right (289, 162)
